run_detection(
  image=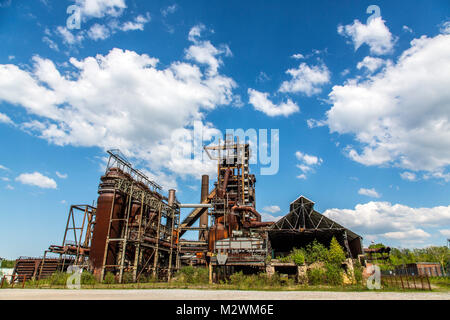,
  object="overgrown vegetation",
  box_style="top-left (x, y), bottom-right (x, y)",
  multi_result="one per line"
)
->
top-left (0, 260), bottom-right (15, 268)
top-left (368, 243), bottom-right (449, 274)
top-left (173, 266), bottom-right (209, 284)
